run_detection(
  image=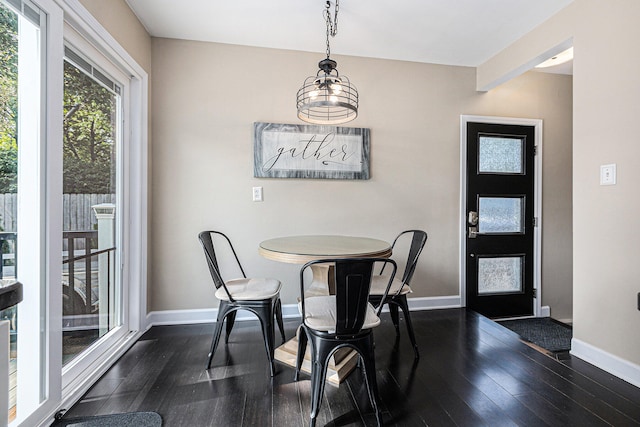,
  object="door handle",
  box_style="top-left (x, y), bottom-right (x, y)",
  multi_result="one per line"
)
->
top-left (468, 211), bottom-right (478, 226)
